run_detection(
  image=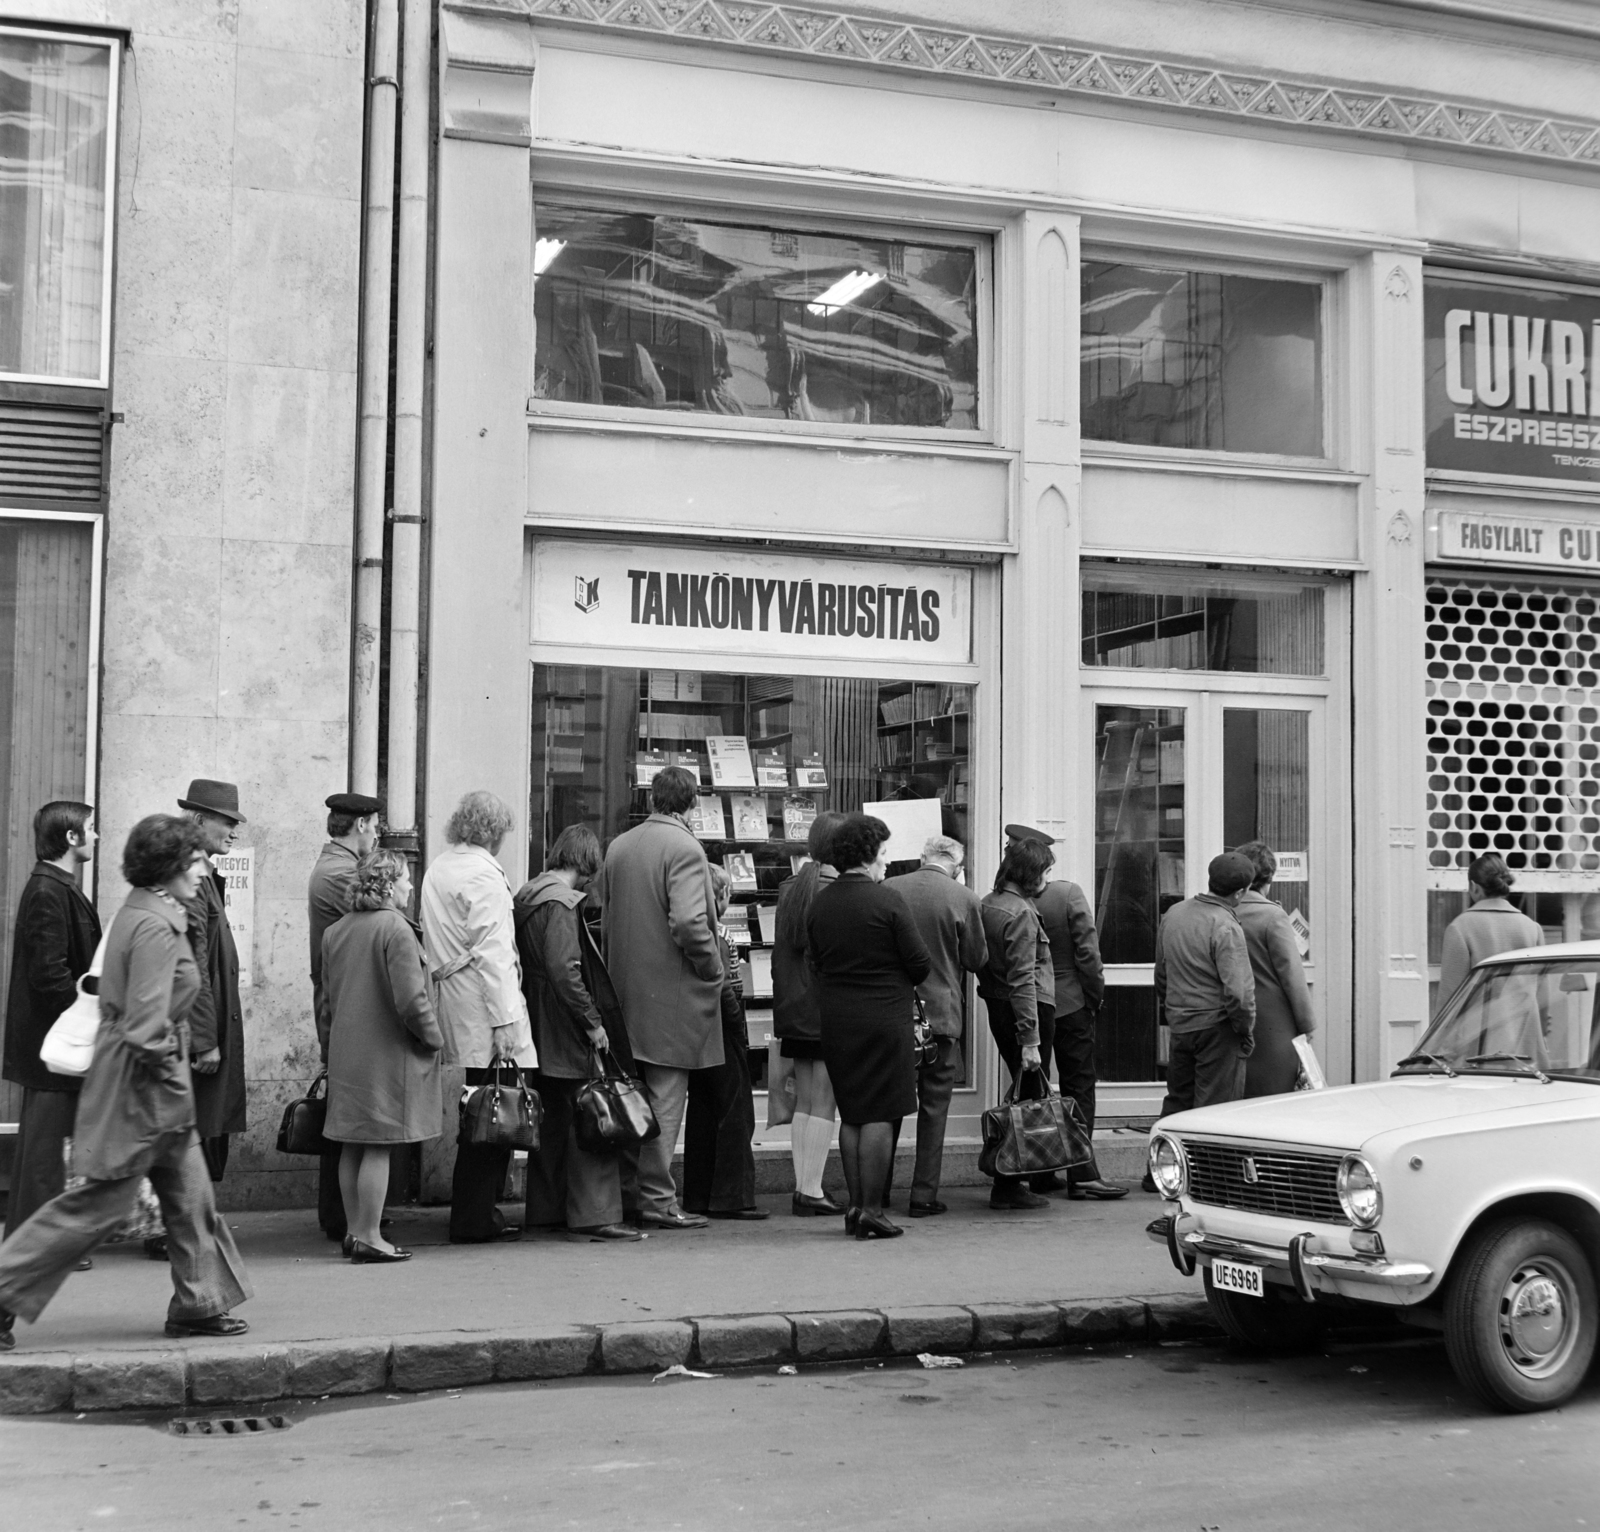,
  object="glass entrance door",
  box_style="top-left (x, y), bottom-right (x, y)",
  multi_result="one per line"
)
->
top-left (1085, 688), bottom-right (1327, 1117)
